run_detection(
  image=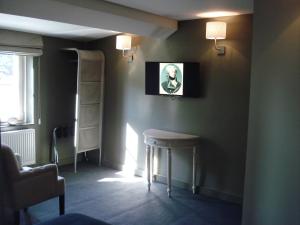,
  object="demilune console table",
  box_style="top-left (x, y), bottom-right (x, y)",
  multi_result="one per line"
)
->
top-left (143, 129), bottom-right (201, 197)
